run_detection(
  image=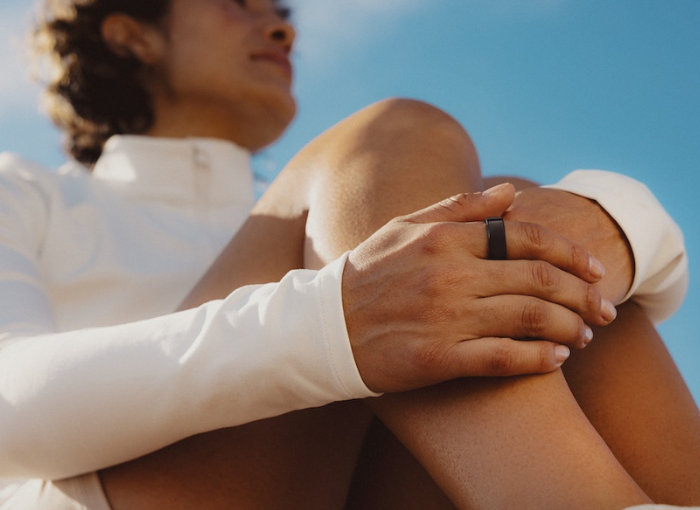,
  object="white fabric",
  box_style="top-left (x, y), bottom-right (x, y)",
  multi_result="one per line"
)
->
top-left (545, 170), bottom-right (688, 324)
top-left (0, 472), bottom-right (111, 510)
top-left (0, 137), bottom-right (688, 489)
top-left (624, 506), bottom-right (700, 509)
top-left (0, 136), bottom-right (377, 484)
